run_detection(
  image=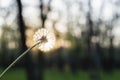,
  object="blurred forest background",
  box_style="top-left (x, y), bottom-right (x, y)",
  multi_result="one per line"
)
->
top-left (0, 0), bottom-right (120, 80)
